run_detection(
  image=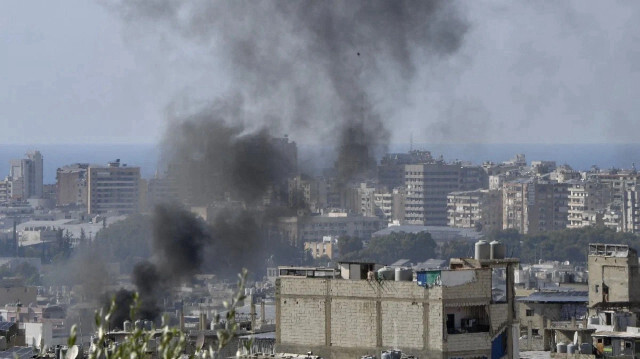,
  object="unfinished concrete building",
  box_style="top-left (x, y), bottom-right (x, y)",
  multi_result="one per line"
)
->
top-left (275, 255), bottom-right (518, 359)
top-left (587, 243), bottom-right (640, 356)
